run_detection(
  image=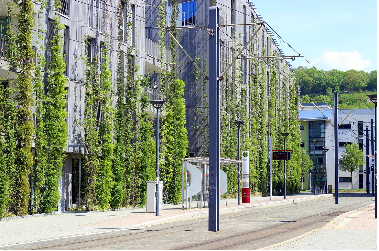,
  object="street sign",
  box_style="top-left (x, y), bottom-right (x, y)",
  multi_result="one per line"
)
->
top-left (273, 151), bottom-right (291, 160)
